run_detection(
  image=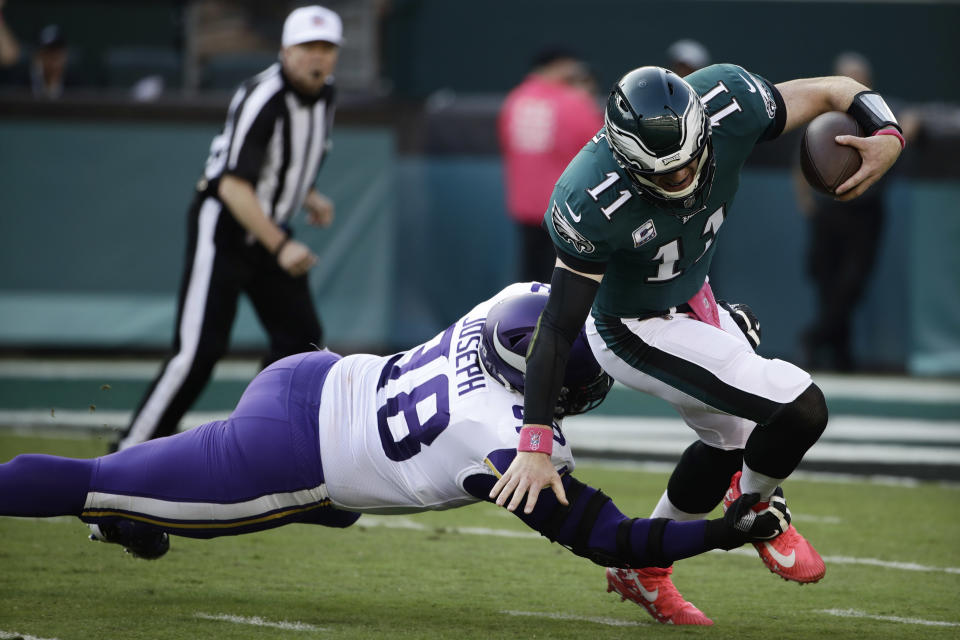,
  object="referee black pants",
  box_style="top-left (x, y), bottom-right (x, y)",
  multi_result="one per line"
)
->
top-left (116, 193), bottom-right (322, 449)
